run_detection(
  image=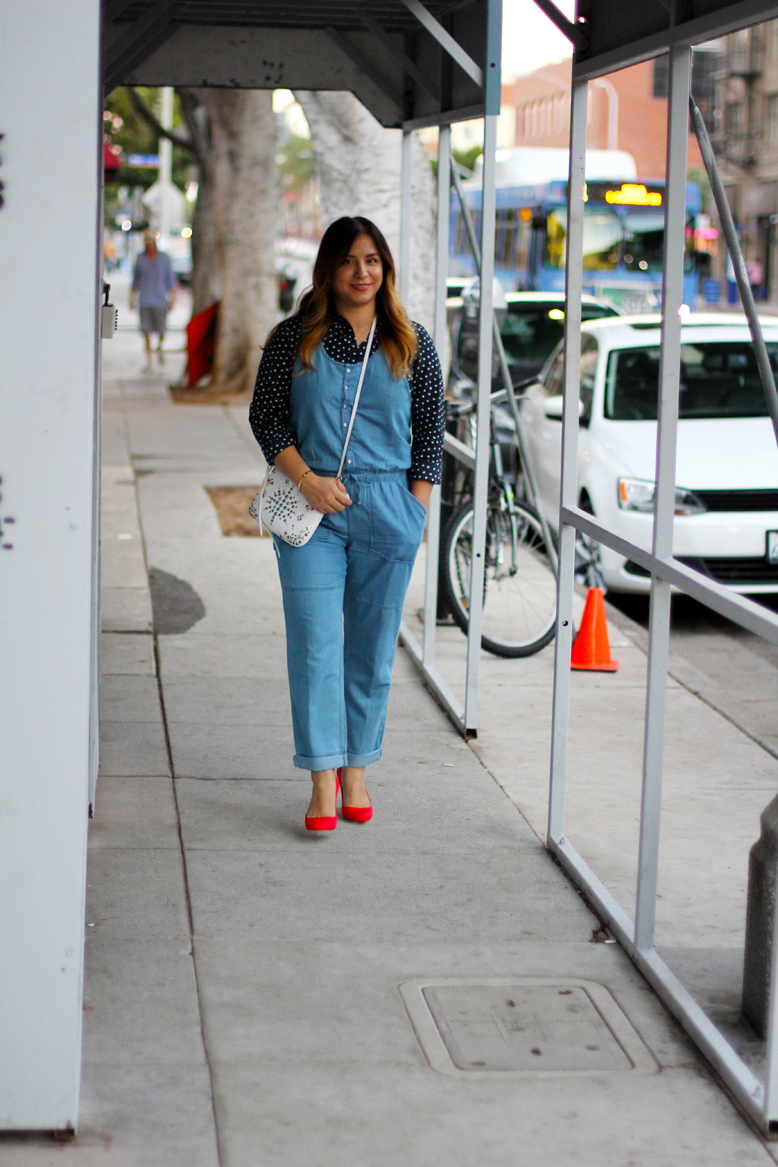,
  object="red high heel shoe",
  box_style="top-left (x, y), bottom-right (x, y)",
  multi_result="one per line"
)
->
top-left (305, 774), bottom-right (340, 832)
top-left (337, 767), bottom-right (373, 824)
